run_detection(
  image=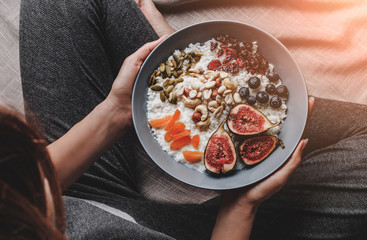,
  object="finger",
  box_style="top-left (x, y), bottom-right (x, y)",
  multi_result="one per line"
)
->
top-left (270, 139), bottom-right (308, 181)
top-left (115, 36), bottom-right (167, 87)
top-left (128, 36), bottom-right (167, 67)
